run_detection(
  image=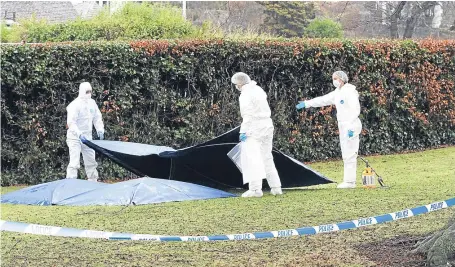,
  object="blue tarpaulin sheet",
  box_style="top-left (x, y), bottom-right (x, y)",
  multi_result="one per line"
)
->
top-left (0, 179), bottom-right (105, 206)
top-left (1, 178), bottom-right (236, 206)
top-left (58, 177), bottom-right (236, 206)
